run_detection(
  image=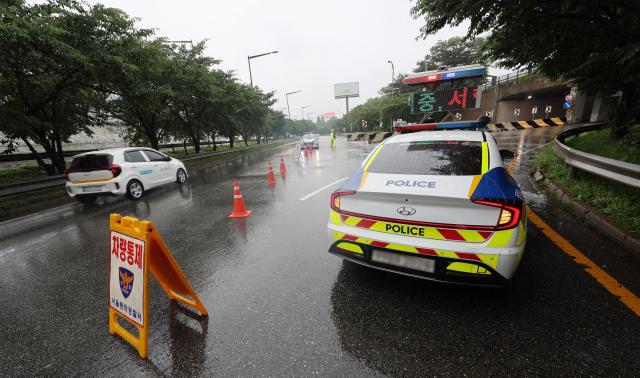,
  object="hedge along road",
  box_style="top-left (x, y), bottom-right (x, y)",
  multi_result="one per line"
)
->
top-left (0, 132), bottom-right (639, 376)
